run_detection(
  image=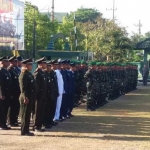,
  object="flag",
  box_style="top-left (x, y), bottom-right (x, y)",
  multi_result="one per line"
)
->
top-left (12, 50), bottom-right (20, 57)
